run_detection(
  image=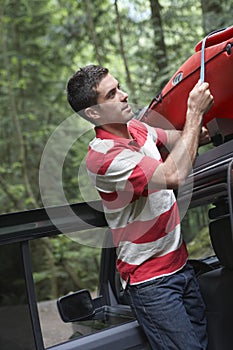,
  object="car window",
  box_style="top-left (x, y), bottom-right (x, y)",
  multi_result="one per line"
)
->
top-left (182, 204), bottom-right (215, 260)
top-left (30, 233), bottom-right (101, 348)
top-left (30, 230), bottom-right (134, 348)
top-left (0, 243), bottom-right (36, 350)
